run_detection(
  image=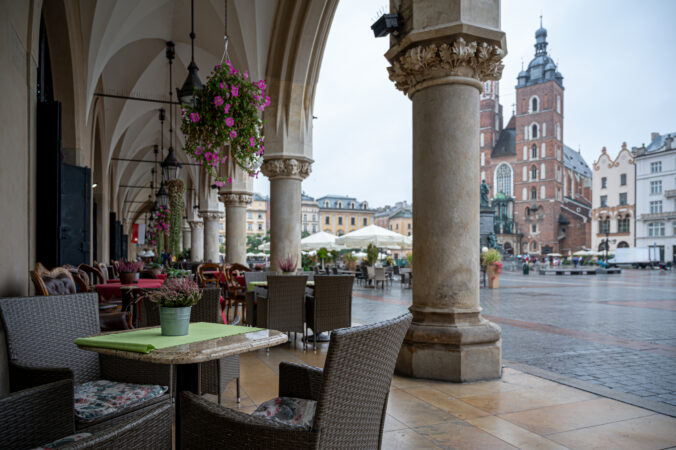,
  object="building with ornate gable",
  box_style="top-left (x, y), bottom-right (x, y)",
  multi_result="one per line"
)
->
top-left (591, 145), bottom-right (635, 253)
